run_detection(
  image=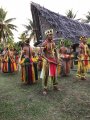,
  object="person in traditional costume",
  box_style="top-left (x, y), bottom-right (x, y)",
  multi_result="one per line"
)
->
top-left (9, 48), bottom-right (17, 72)
top-left (1, 47), bottom-right (17, 73)
top-left (37, 53), bottom-right (43, 71)
top-left (1, 50), bottom-right (8, 73)
top-left (76, 36), bottom-right (89, 80)
top-left (31, 51), bottom-right (38, 81)
top-left (1, 48), bottom-right (10, 73)
top-left (59, 40), bottom-right (71, 76)
top-left (37, 51), bottom-right (44, 79)
top-left (67, 45), bottom-right (74, 69)
top-left (14, 48), bottom-right (19, 70)
top-left (19, 39), bottom-right (35, 84)
top-left (40, 29), bottom-right (60, 95)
